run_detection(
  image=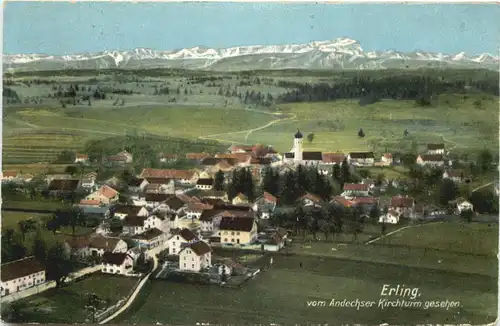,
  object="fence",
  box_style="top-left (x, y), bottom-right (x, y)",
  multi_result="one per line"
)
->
top-left (94, 276), bottom-right (143, 323)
